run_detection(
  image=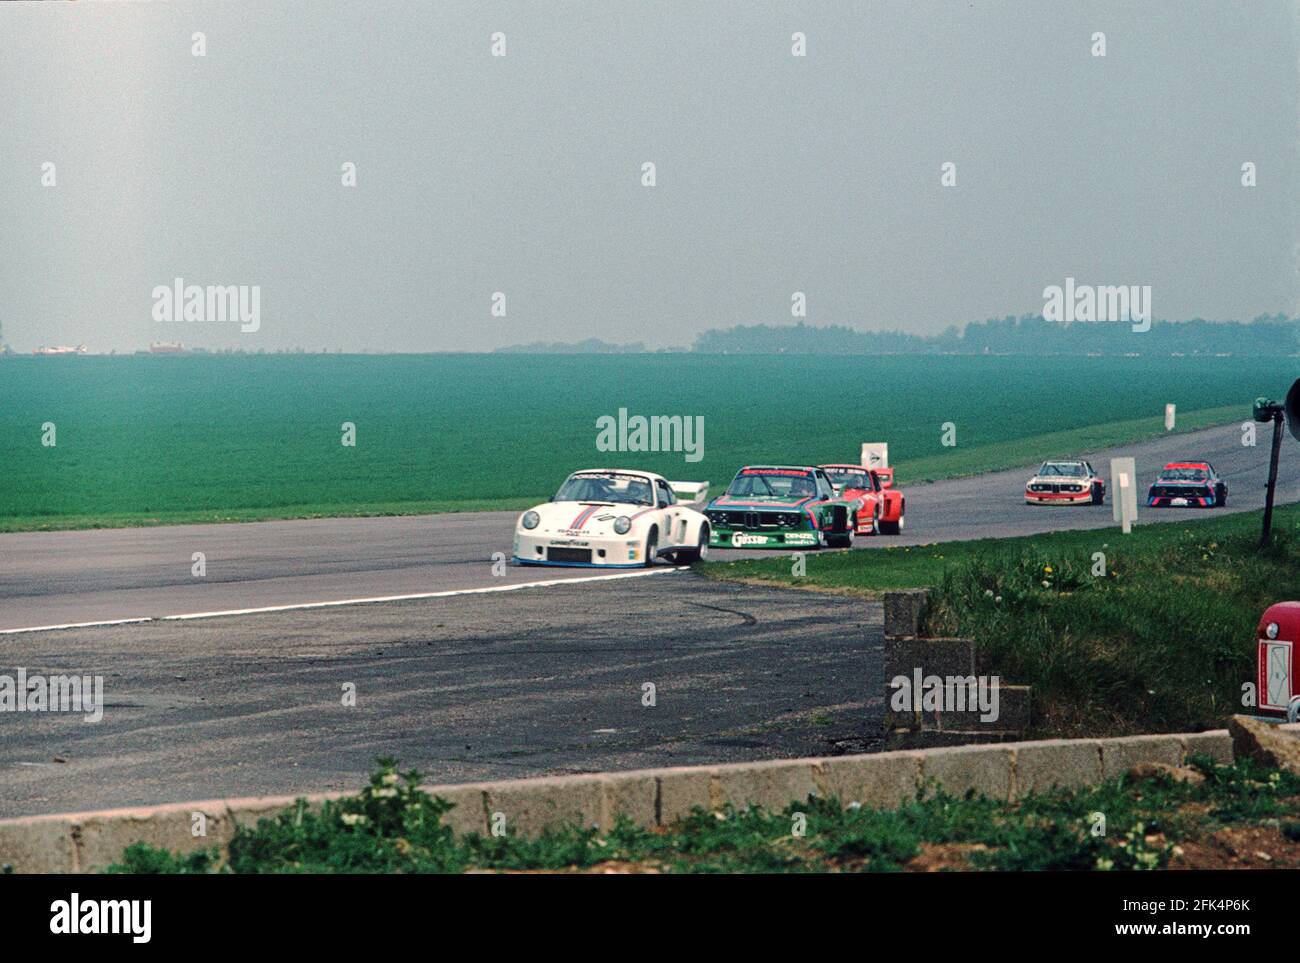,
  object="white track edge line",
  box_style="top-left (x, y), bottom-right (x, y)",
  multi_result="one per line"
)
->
top-left (0, 617), bottom-right (154, 635)
top-left (0, 567), bottom-right (685, 635)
